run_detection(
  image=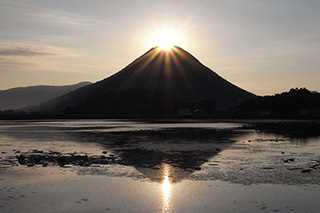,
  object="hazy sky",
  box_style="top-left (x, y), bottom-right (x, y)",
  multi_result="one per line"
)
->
top-left (0, 0), bottom-right (319, 95)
